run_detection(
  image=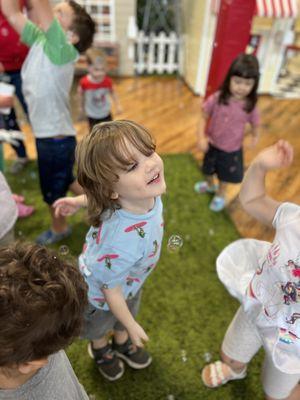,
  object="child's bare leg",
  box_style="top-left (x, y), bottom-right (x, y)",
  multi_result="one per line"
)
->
top-left (92, 336), bottom-right (108, 349)
top-left (114, 329), bottom-right (128, 345)
top-left (265, 383), bottom-right (300, 400)
top-left (49, 206), bottom-right (68, 233)
top-left (286, 383), bottom-right (300, 400)
top-left (217, 181), bottom-right (227, 198)
top-left (220, 349), bottom-right (247, 374)
top-left (205, 174), bottom-right (214, 188)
